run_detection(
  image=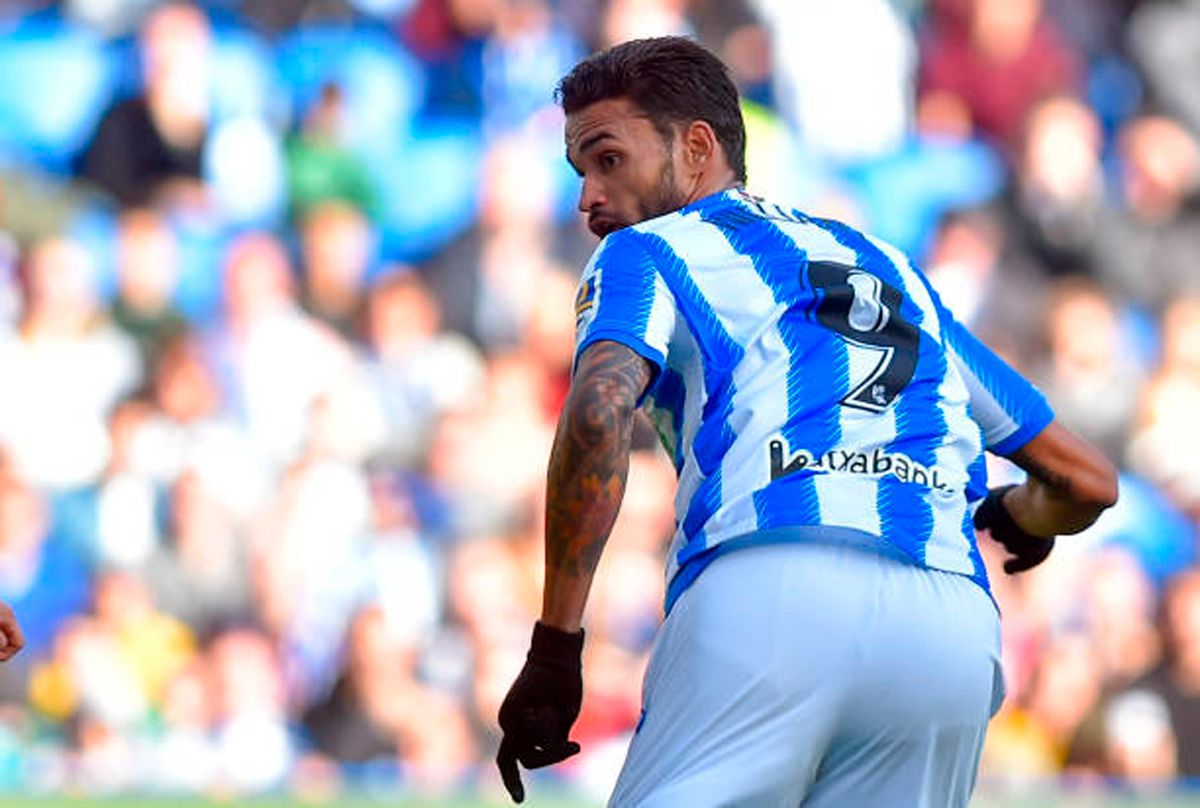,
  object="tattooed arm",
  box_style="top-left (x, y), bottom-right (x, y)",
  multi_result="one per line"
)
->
top-left (540, 341), bottom-right (654, 632)
top-left (1000, 420), bottom-right (1118, 537)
